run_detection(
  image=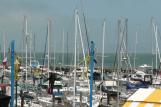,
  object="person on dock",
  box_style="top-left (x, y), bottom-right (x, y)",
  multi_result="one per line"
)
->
top-left (48, 72), bottom-right (57, 94)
